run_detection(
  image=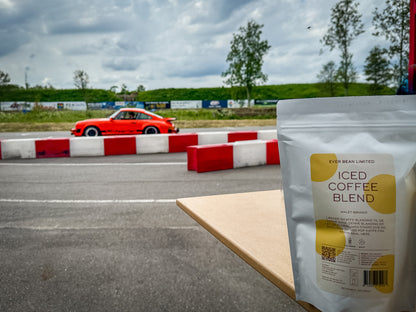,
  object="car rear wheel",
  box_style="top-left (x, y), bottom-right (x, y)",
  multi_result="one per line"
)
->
top-left (143, 126), bottom-right (160, 134)
top-left (83, 126), bottom-right (100, 137)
